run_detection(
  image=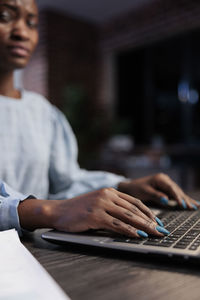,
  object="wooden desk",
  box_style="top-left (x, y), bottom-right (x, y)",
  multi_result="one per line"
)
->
top-left (22, 229), bottom-right (200, 300)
